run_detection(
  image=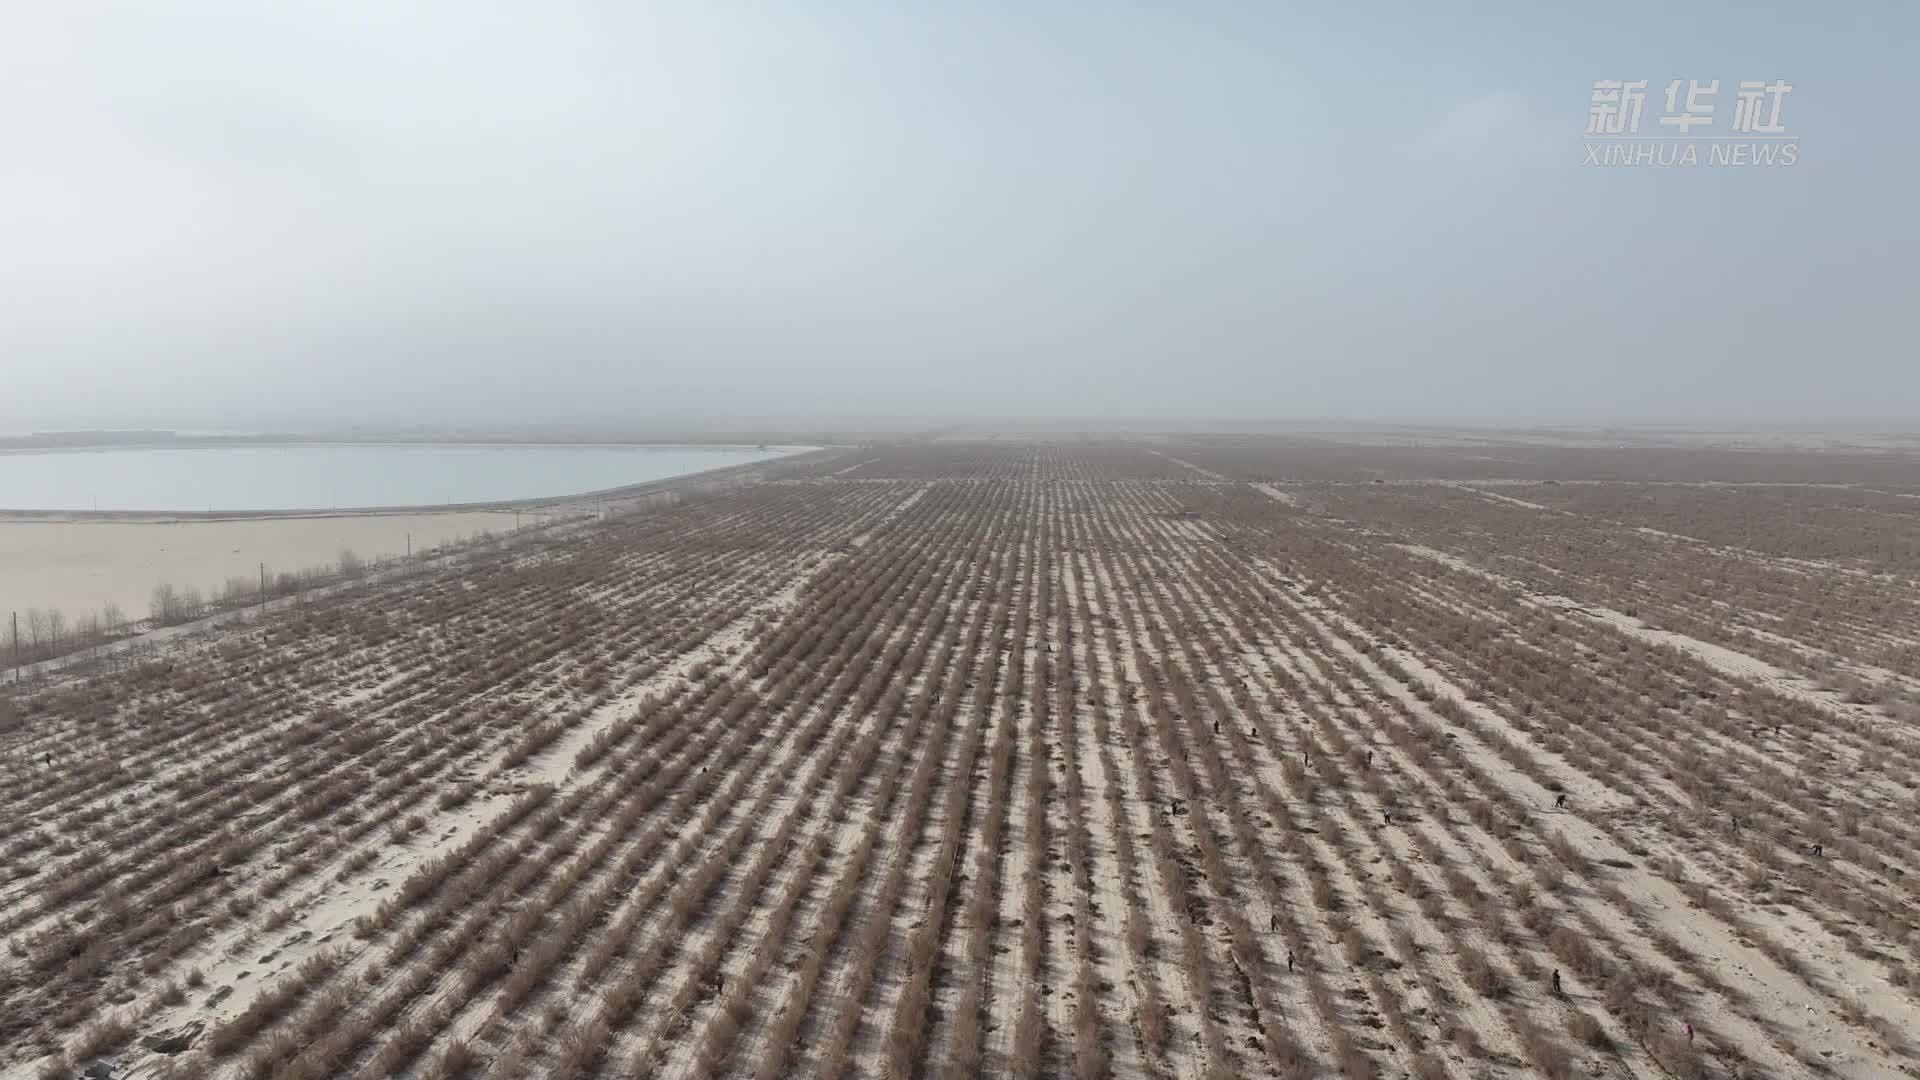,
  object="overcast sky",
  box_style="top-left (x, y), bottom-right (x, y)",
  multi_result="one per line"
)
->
top-left (1, 2), bottom-right (1912, 430)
